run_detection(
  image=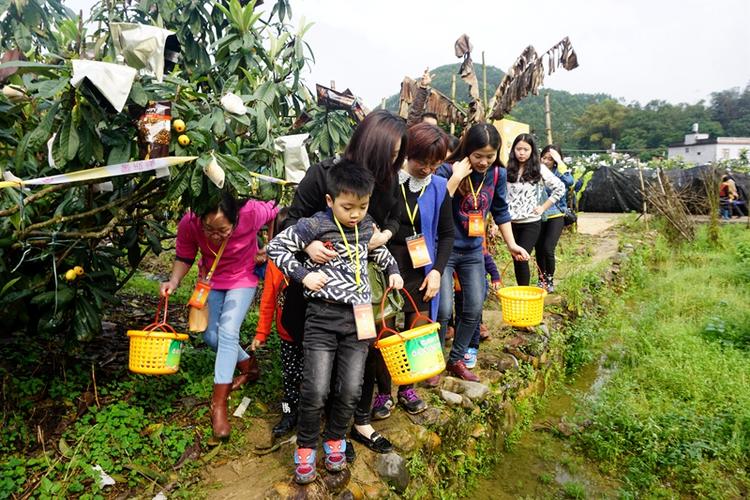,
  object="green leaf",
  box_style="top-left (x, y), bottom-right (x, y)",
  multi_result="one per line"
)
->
top-left (58, 113), bottom-right (79, 161)
top-left (0, 60), bottom-right (61, 77)
top-left (190, 166), bottom-right (204, 197)
top-left (28, 78), bottom-right (68, 100)
top-left (167, 168), bottom-right (190, 200)
top-left (145, 229), bottom-right (162, 254)
top-left (212, 108), bottom-right (226, 136)
top-left (1, 277), bottom-right (22, 296)
top-left (129, 82), bottom-right (148, 107)
top-left (107, 142), bottom-right (131, 165)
